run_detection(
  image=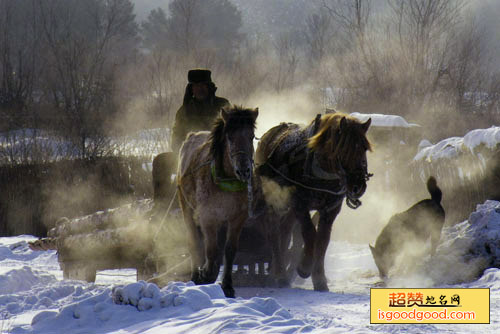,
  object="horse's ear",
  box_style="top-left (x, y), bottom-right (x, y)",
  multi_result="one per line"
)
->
top-left (361, 118), bottom-right (371, 134)
top-left (220, 107), bottom-right (229, 122)
top-left (340, 116), bottom-right (347, 132)
top-left (251, 108), bottom-right (259, 121)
